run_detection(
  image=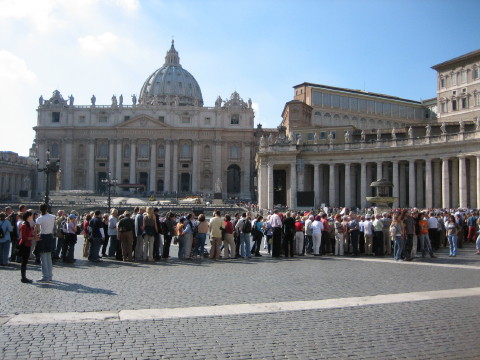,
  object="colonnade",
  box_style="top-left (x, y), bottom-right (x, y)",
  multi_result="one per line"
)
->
top-left (257, 154), bottom-right (480, 210)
